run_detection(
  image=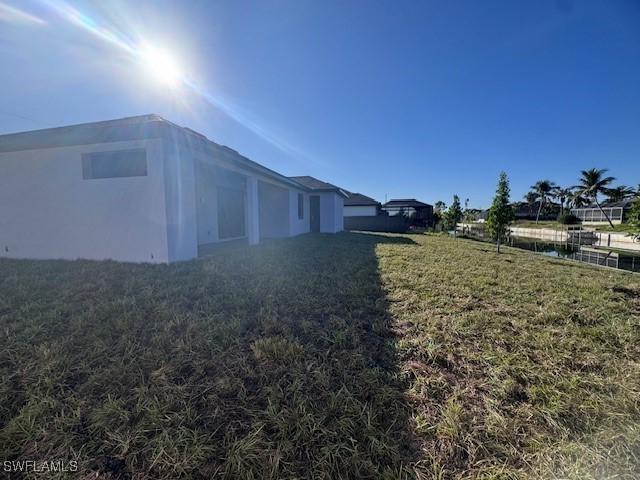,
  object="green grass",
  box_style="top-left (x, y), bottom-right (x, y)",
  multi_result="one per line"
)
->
top-left (591, 223), bottom-right (635, 233)
top-left (512, 220), bottom-right (567, 230)
top-left (1, 232), bottom-right (639, 479)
